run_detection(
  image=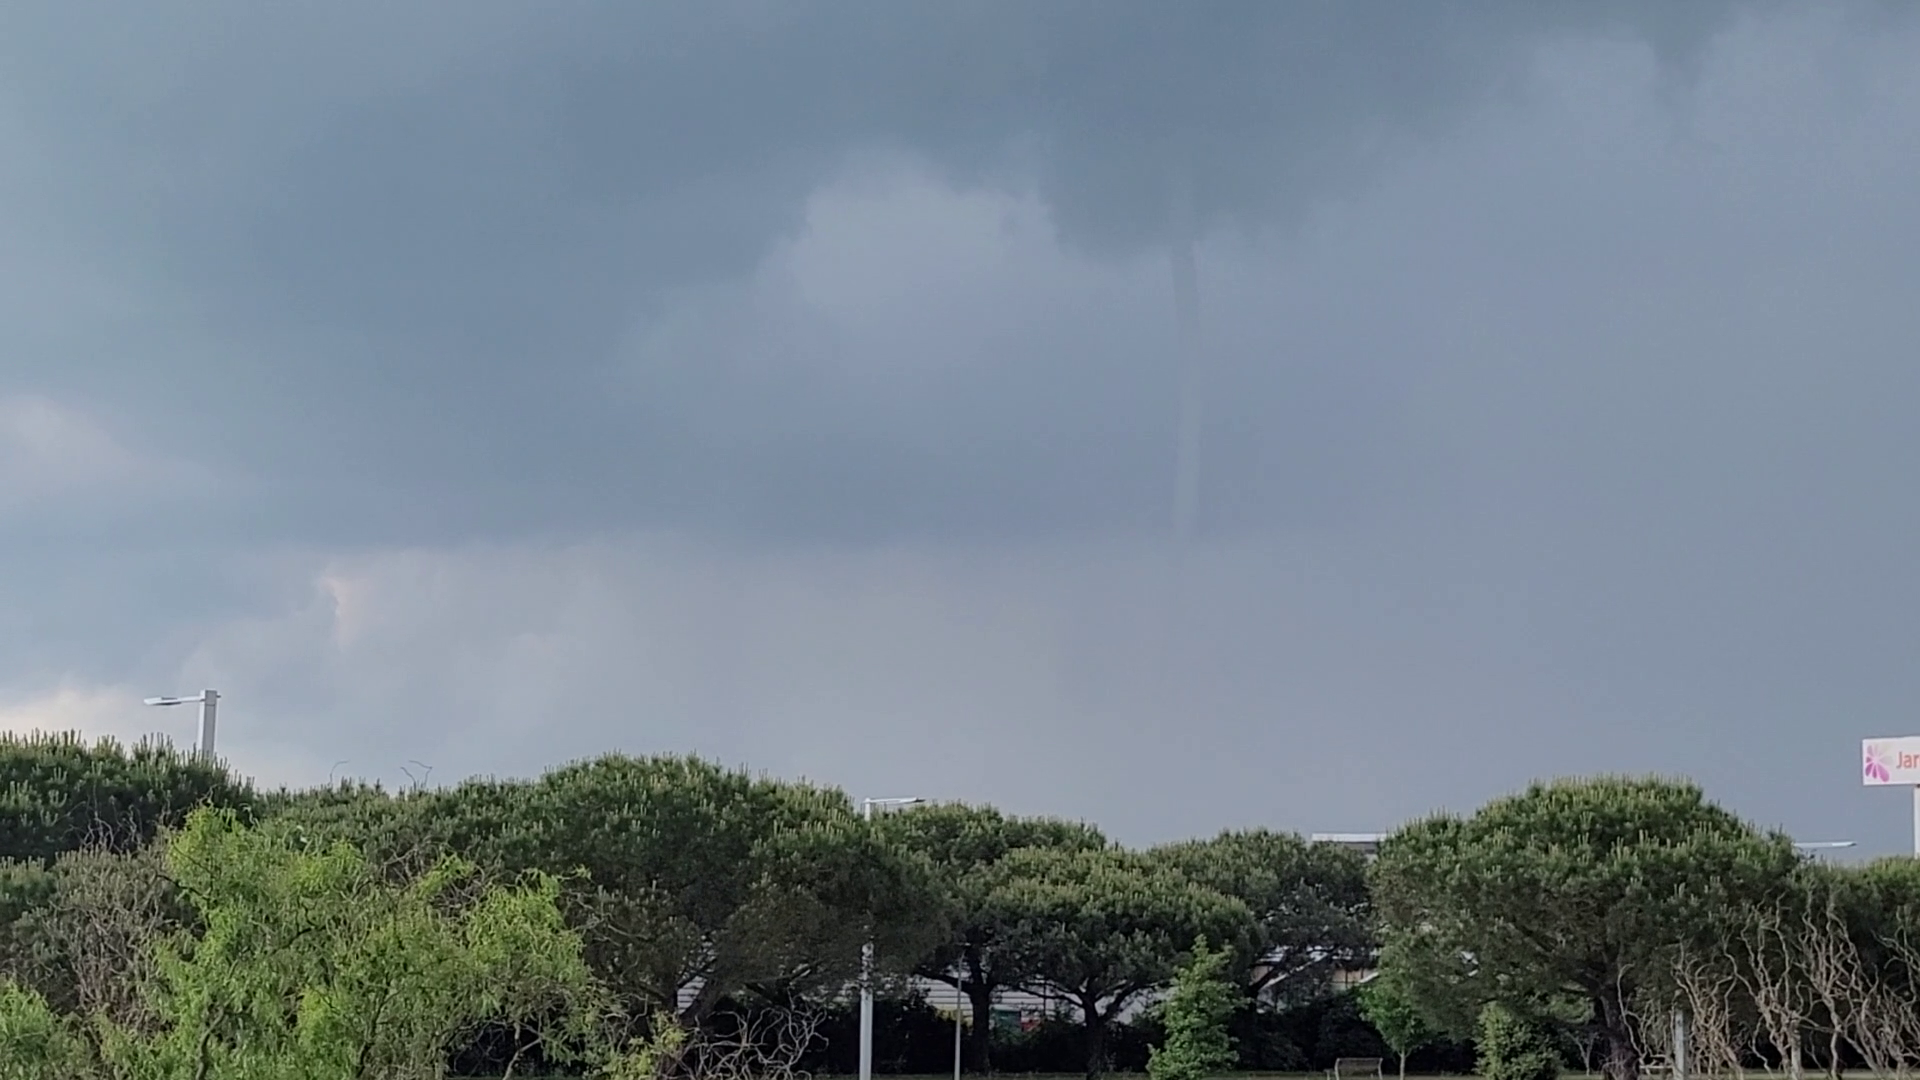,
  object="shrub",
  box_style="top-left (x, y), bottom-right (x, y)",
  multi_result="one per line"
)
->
top-left (1477, 1003), bottom-right (1561, 1080)
top-left (0, 979), bottom-right (88, 1080)
top-left (1147, 940), bottom-right (1239, 1080)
